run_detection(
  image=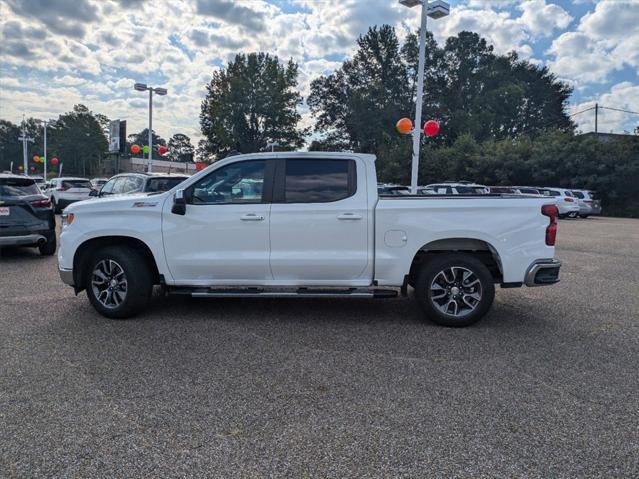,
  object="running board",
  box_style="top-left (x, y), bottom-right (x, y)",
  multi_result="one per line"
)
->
top-left (169, 287), bottom-right (398, 299)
